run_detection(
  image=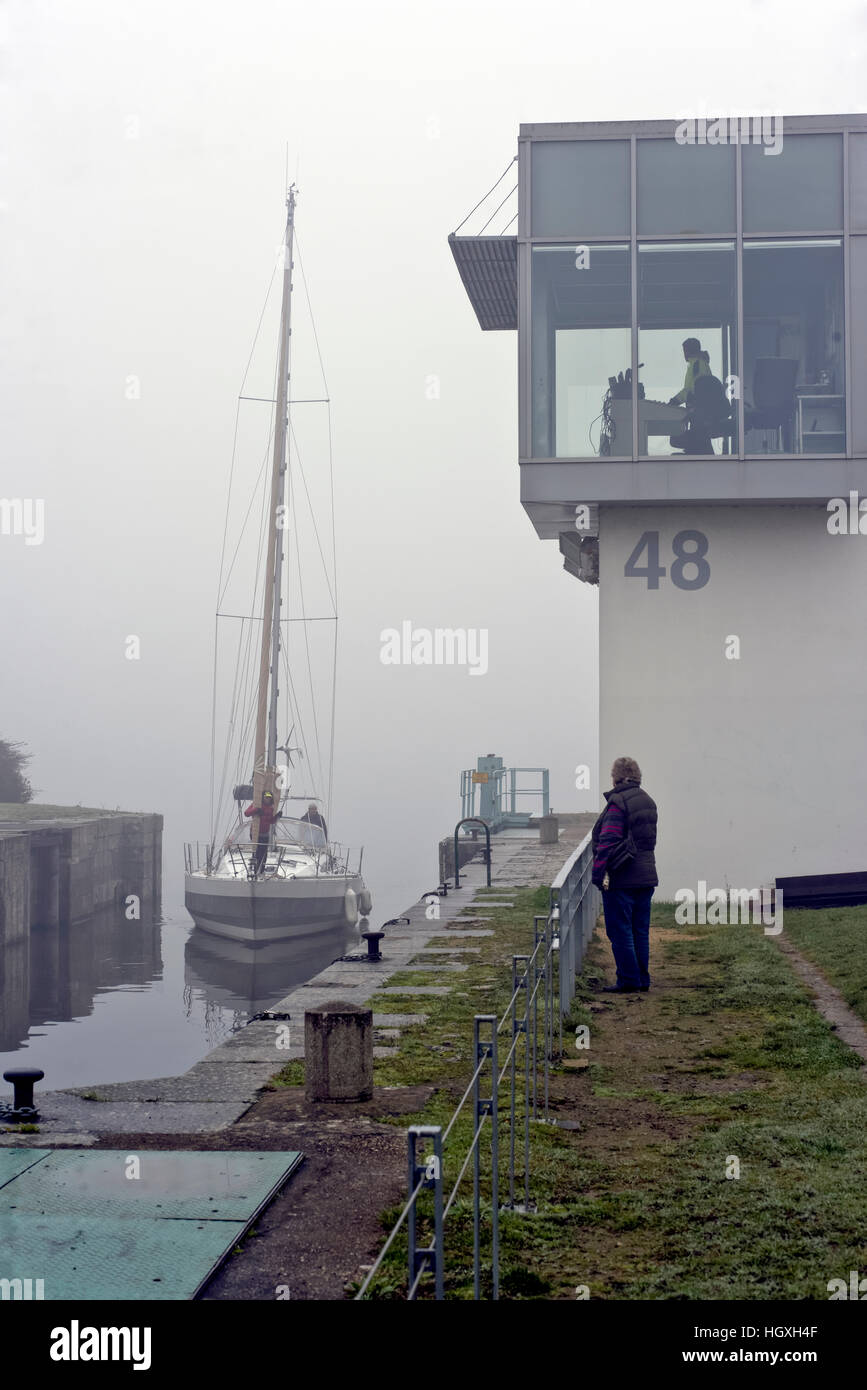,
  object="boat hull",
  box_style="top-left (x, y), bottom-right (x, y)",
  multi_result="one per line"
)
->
top-left (185, 871), bottom-right (367, 943)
